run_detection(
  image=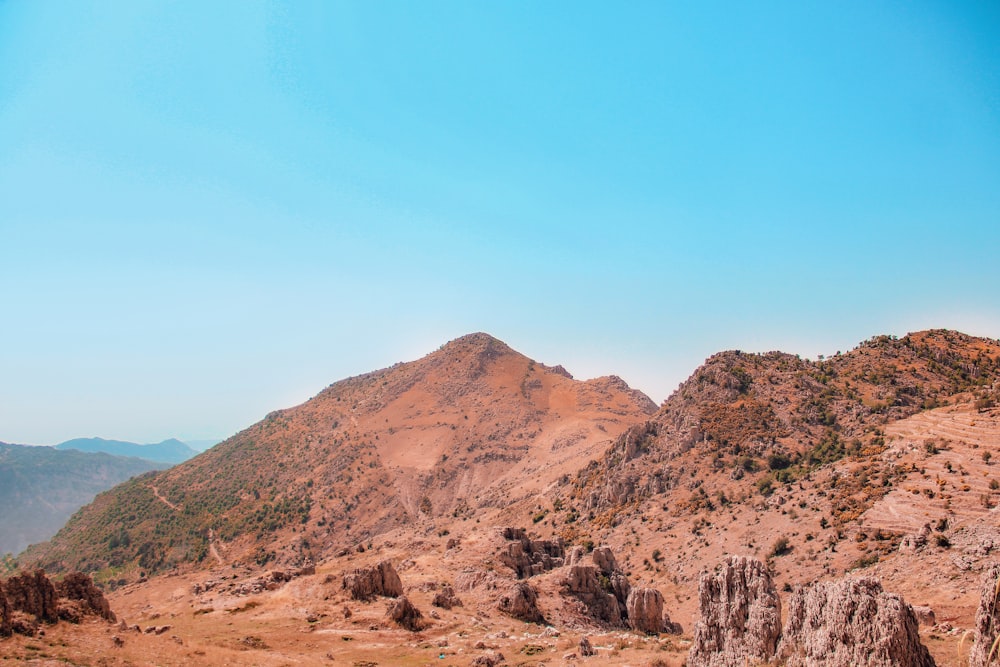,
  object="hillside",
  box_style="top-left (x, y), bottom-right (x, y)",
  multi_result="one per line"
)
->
top-left (0, 443), bottom-right (162, 556)
top-left (22, 333), bottom-right (656, 578)
top-left (55, 437), bottom-right (198, 465)
top-left (7, 329), bottom-right (1000, 666)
